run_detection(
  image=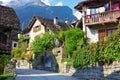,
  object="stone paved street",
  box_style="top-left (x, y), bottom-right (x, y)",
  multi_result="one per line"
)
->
top-left (15, 68), bottom-right (78, 80)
